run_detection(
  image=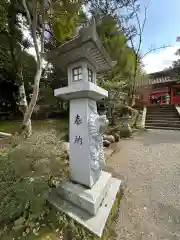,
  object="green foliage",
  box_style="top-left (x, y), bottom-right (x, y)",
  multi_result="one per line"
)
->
top-left (1, 189), bottom-right (120, 240)
top-left (0, 118), bottom-right (123, 240)
top-left (0, 1), bottom-right (8, 36)
top-left (172, 48), bottom-right (180, 81)
top-left (52, 14), bottom-right (77, 42)
top-left (0, 0), bottom-right (36, 111)
top-left (0, 128), bottom-right (68, 228)
top-left (42, 0), bottom-right (82, 43)
top-left (95, 14), bottom-right (142, 110)
top-left (97, 15), bottom-right (138, 81)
